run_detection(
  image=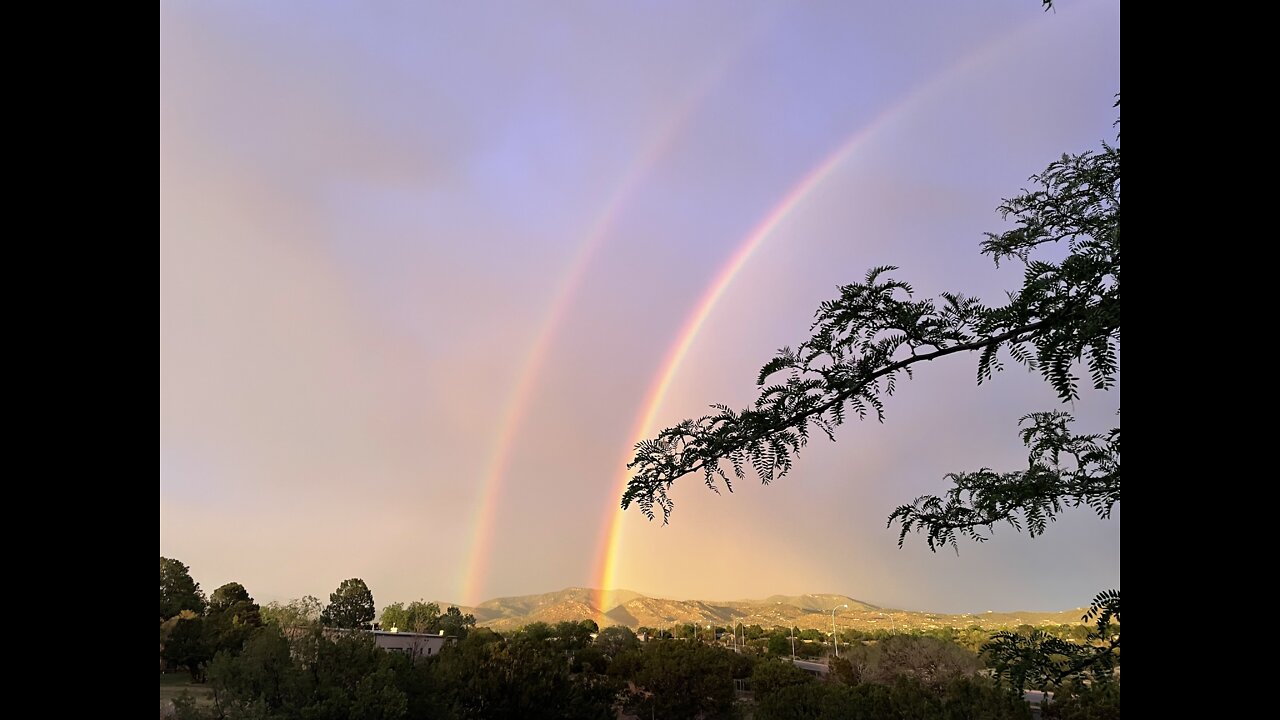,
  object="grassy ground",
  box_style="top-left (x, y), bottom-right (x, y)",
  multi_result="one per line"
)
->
top-left (160, 672), bottom-right (215, 707)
